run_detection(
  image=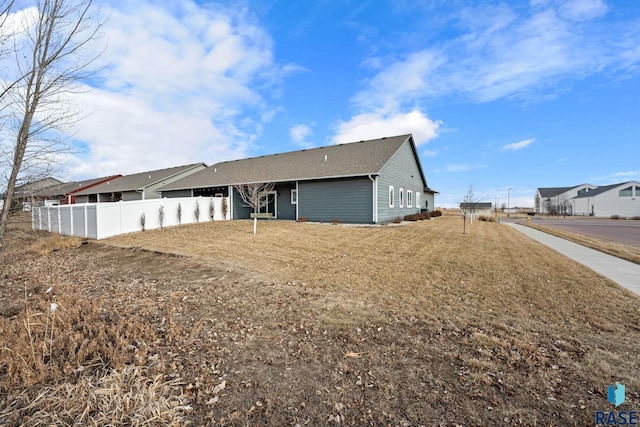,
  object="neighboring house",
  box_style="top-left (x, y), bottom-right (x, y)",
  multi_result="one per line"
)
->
top-left (572, 181), bottom-right (640, 217)
top-left (534, 182), bottom-right (640, 217)
top-left (33, 175), bottom-right (122, 205)
top-left (534, 184), bottom-right (596, 215)
top-left (460, 202), bottom-right (493, 218)
top-left (9, 177), bottom-right (64, 211)
top-left (159, 134), bottom-right (437, 224)
top-left (73, 163), bottom-right (207, 203)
